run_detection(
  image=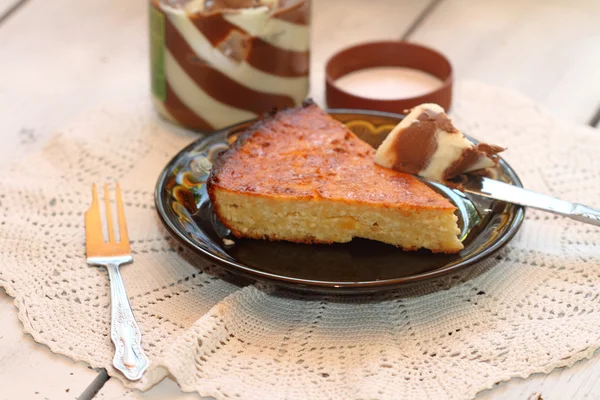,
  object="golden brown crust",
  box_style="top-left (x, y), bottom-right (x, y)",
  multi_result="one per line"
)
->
top-left (207, 102), bottom-right (456, 212)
